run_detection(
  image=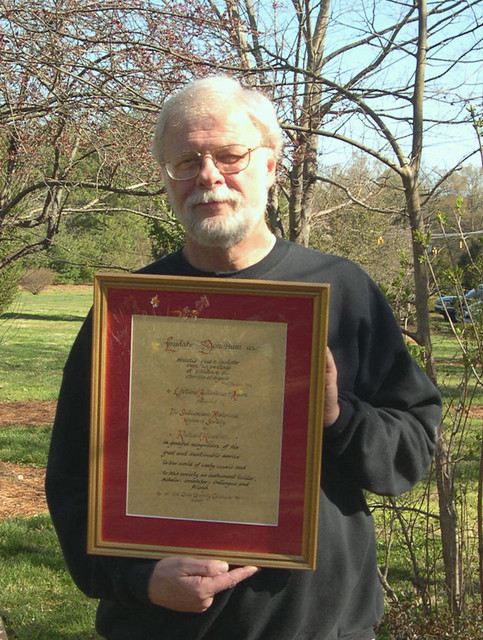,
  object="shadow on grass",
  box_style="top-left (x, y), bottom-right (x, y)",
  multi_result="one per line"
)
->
top-left (1, 312), bottom-right (87, 322)
top-left (0, 514), bottom-right (65, 572)
top-left (3, 621), bottom-right (100, 640)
